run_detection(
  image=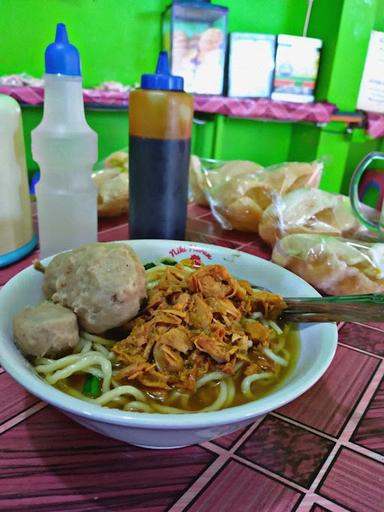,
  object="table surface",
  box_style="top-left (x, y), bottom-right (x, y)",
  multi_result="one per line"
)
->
top-left (0, 204), bottom-right (383, 512)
